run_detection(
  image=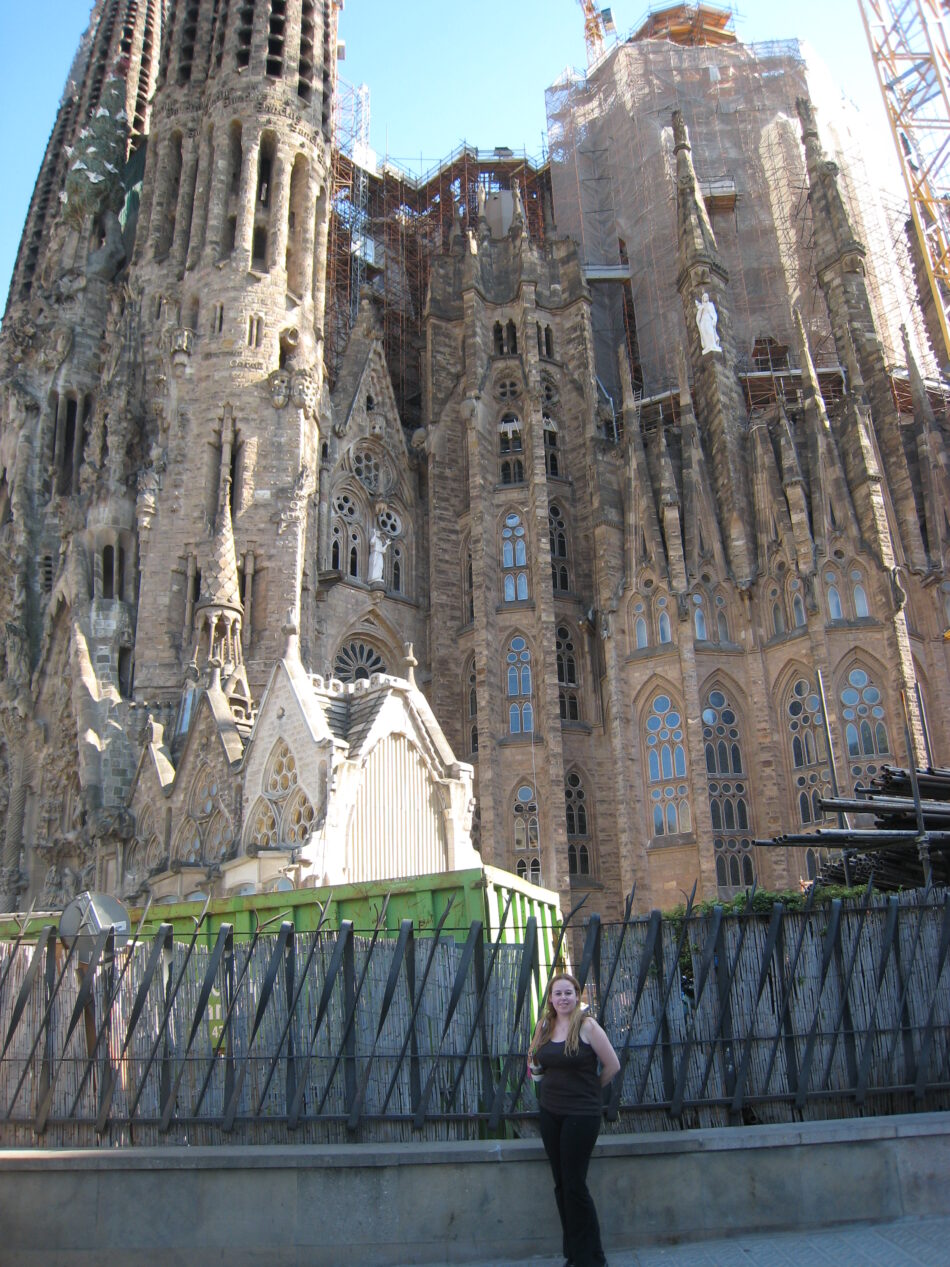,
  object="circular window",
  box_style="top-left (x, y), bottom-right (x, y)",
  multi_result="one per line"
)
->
top-left (353, 448), bottom-right (381, 491)
top-left (377, 509), bottom-right (401, 537)
top-left (333, 641), bottom-right (387, 682)
top-left (333, 493), bottom-right (357, 519)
